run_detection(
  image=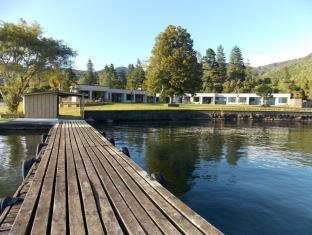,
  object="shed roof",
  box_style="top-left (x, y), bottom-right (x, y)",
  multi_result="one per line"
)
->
top-left (23, 91), bottom-right (83, 97)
